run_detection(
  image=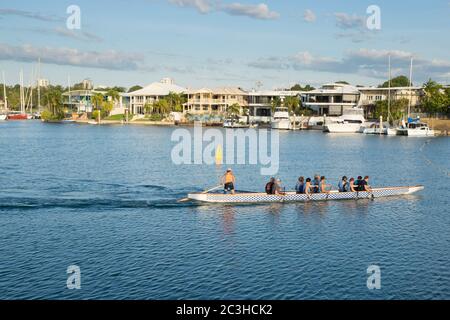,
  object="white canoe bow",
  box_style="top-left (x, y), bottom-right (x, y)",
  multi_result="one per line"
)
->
top-left (187, 186), bottom-right (424, 204)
